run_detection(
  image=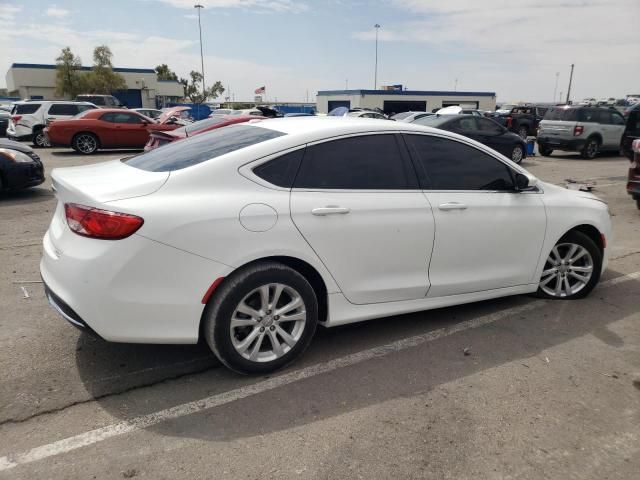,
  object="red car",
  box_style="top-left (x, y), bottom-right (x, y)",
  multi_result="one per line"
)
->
top-left (45, 107), bottom-right (186, 154)
top-left (144, 115), bottom-right (264, 151)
